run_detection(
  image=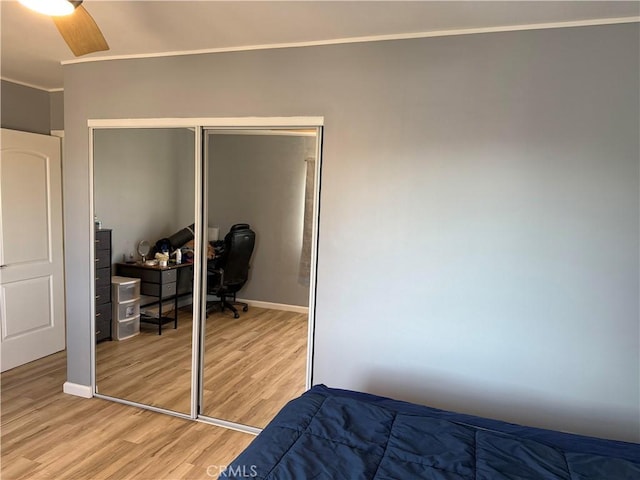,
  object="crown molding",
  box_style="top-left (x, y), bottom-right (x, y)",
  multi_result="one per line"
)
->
top-left (0, 76), bottom-right (63, 93)
top-left (62, 16), bottom-right (639, 67)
